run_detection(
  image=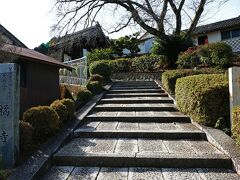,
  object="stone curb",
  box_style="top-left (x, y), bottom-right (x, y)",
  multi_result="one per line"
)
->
top-left (155, 80), bottom-right (240, 175)
top-left (9, 85), bottom-right (111, 180)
